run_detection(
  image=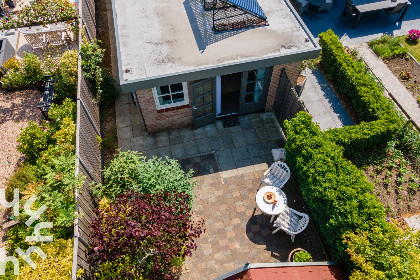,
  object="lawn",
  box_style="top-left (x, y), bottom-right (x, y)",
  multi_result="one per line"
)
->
top-left (401, 37), bottom-right (420, 63)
